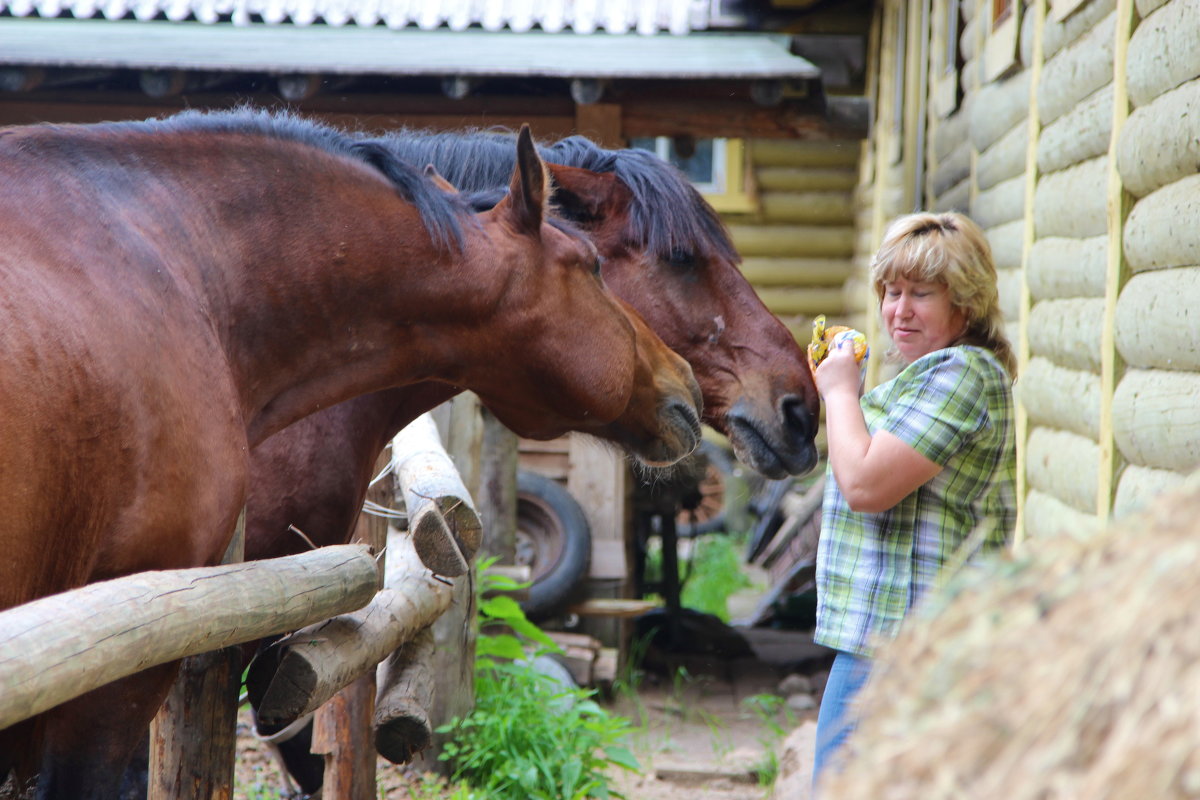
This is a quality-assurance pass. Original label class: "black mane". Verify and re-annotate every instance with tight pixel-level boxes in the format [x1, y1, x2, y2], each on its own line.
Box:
[101, 108, 471, 252]
[367, 128, 739, 264]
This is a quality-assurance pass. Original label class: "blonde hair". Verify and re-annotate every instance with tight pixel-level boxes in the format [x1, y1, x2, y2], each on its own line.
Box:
[870, 212, 1016, 378]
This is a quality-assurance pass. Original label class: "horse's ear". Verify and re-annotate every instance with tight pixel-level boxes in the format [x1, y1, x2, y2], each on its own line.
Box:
[506, 124, 547, 235]
[423, 164, 458, 194]
[546, 163, 616, 226]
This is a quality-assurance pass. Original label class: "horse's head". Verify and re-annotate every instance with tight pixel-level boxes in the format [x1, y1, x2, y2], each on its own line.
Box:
[469, 127, 702, 466]
[546, 159, 820, 479]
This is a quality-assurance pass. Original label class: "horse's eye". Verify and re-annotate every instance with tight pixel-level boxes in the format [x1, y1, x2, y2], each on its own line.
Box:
[667, 247, 695, 269]
[593, 255, 604, 276]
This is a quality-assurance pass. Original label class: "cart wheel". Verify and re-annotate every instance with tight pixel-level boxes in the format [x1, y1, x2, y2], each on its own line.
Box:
[675, 440, 736, 537]
[515, 470, 592, 620]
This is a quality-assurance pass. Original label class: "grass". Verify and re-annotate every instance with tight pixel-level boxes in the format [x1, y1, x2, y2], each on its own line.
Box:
[642, 532, 755, 622]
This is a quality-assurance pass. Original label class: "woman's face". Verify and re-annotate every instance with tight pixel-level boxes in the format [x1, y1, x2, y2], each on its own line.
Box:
[881, 277, 967, 363]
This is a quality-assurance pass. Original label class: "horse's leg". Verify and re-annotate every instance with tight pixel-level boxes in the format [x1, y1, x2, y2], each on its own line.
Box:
[33, 662, 179, 800]
[1, 720, 39, 798]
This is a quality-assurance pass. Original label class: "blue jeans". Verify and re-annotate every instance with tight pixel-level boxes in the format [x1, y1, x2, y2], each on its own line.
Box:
[812, 651, 872, 796]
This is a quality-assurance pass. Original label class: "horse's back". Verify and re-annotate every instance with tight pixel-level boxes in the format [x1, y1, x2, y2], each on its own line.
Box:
[0, 127, 248, 610]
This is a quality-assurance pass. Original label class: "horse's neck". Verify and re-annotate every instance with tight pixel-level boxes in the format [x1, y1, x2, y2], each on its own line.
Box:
[176, 151, 477, 445]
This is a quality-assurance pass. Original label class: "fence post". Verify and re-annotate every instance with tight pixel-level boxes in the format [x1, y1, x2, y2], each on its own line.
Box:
[312, 454, 392, 799]
[148, 510, 245, 800]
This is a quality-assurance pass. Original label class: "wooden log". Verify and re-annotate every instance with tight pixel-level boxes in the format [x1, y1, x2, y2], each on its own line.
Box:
[148, 648, 241, 800]
[749, 139, 860, 168]
[1026, 427, 1101, 515]
[312, 465, 391, 797]
[1034, 156, 1109, 238]
[311, 676, 376, 800]
[1037, 84, 1112, 175]
[1123, 173, 1200, 274]
[739, 256, 852, 286]
[1112, 368, 1200, 471]
[1027, 235, 1107, 301]
[1024, 488, 1103, 540]
[1037, 0, 1116, 62]
[1114, 267, 1200, 371]
[755, 166, 857, 193]
[986, 220, 1026, 272]
[930, 141, 971, 198]
[968, 71, 1029, 153]
[1028, 298, 1105, 372]
[1117, 78, 1200, 198]
[420, 394, 482, 776]
[0, 545, 377, 730]
[1126, 0, 1200, 108]
[1135, 0, 1170, 15]
[392, 412, 482, 577]
[1036, 10, 1116, 125]
[373, 627, 436, 764]
[1019, 357, 1103, 440]
[972, 174, 1026, 230]
[933, 176, 970, 214]
[932, 94, 972, 161]
[996, 267, 1022, 323]
[149, 511, 246, 800]
[727, 223, 856, 258]
[754, 286, 846, 317]
[759, 191, 855, 224]
[976, 121, 1028, 191]
[245, 532, 454, 730]
[1113, 463, 1188, 517]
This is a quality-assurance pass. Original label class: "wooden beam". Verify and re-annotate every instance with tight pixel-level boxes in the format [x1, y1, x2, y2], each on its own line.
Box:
[1014, 0, 1047, 546]
[1096, 0, 1136, 524]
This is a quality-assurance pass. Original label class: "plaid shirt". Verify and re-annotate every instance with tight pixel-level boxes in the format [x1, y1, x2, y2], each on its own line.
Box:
[814, 345, 1016, 657]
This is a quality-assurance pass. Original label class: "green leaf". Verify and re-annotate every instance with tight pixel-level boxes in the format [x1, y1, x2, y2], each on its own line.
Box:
[603, 745, 641, 772]
[479, 594, 523, 621]
[476, 633, 526, 660]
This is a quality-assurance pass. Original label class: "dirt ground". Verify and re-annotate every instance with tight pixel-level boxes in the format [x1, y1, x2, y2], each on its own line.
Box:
[233, 639, 823, 800]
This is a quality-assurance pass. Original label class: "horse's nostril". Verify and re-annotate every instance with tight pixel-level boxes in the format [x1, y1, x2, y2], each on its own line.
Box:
[780, 395, 813, 441]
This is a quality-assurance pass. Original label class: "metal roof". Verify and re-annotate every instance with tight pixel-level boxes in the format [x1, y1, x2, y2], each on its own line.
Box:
[0, 19, 821, 81]
[0, 0, 712, 33]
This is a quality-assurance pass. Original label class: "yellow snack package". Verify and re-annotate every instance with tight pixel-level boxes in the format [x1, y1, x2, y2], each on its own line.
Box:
[807, 314, 868, 374]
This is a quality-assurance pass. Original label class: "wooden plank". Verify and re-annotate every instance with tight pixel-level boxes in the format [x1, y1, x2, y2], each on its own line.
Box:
[1013, 0, 1046, 546]
[568, 598, 659, 618]
[1096, 0, 1136, 525]
[574, 102, 623, 148]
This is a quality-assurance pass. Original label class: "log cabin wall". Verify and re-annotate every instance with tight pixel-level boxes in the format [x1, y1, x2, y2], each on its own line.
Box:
[856, 0, 1200, 541]
[722, 139, 862, 343]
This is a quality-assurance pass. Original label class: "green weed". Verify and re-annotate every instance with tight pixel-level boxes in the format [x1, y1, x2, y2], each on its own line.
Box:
[435, 559, 641, 800]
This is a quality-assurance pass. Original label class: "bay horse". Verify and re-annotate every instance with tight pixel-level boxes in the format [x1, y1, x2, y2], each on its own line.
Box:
[0, 110, 701, 799]
[233, 130, 822, 793]
[247, 129, 820, 564]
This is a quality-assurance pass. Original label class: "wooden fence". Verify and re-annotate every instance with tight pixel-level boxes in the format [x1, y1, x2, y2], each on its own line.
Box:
[0, 412, 477, 799]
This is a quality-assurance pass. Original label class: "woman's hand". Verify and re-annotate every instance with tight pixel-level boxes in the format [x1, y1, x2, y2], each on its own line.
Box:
[814, 337, 863, 400]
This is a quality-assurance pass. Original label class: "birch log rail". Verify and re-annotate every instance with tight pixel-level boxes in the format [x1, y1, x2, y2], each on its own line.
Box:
[0, 544, 379, 730]
[247, 413, 480, 732]
[394, 412, 484, 577]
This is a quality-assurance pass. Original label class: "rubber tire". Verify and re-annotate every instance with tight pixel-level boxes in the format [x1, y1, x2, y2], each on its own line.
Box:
[515, 470, 592, 621]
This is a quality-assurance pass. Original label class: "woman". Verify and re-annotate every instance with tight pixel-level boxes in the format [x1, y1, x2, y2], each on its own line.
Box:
[810, 212, 1017, 789]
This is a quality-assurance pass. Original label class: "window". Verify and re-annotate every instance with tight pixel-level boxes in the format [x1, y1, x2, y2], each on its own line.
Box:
[984, 0, 1020, 81]
[932, 0, 962, 117]
[630, 136, 754, 213]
